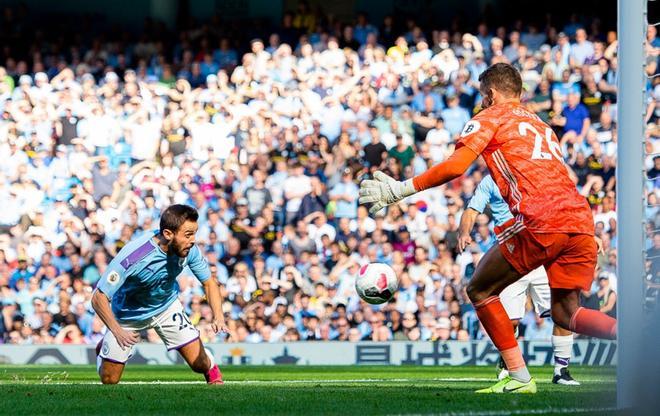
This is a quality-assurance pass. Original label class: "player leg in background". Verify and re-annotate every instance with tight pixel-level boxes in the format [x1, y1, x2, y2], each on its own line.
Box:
[527, 269, 580, 385]
[551, 325, 579, 385]
[466, 243, 537, 393]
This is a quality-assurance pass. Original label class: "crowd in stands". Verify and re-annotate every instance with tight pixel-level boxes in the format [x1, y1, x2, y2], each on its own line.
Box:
[1, 3, 657, 345]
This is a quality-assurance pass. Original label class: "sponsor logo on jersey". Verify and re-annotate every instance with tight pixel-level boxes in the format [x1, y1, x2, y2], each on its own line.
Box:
[460, 120, 481, 137]
[107, 271, 120, 285]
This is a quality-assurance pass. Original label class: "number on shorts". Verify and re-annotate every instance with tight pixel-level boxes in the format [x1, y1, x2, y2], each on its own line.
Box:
[518, 122, 563, 162]
[172, 312, 193, 331]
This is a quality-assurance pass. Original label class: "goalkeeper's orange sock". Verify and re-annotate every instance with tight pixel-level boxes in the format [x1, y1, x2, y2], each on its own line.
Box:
[569, 307, 617, 339]
[475, 296, 530, 382]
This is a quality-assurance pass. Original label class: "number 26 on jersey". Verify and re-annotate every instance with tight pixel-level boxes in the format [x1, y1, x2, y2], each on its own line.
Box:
[518, 122, 563, 162]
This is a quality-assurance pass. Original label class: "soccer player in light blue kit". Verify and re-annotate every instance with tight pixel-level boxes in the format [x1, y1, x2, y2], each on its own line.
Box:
[92, 204, 227, 384]
[458, 175, 579, 386]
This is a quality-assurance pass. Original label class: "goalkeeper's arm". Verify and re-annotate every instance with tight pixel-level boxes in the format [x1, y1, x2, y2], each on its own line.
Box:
[411, 146, 479, 191]
[359, 146, 478, 215]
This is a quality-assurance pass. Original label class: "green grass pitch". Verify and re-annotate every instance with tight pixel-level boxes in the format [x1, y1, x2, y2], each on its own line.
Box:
[0, 365, 618, 415]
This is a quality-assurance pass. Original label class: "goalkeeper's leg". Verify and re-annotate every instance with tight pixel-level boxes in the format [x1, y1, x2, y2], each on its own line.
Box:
[466, 244, 533, 387]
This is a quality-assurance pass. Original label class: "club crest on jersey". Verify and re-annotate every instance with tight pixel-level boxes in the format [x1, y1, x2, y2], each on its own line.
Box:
[460, 120, 480, 137]
[107, 271, 120, 285]
[505, 242, 515, 254]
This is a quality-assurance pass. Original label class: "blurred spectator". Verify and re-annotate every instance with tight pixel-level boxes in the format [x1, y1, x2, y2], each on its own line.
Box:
[329, 168, 359, 219]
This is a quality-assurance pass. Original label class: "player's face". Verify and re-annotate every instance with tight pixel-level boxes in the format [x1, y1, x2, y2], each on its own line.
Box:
[171, 220, 198, 257]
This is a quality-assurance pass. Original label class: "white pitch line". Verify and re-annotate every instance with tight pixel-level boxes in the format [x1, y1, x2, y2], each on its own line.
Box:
[219, 377, 611, 384]
[2, 378, 489, 385]
[4, 377, 613, 385]
[228, 377, 493, 384]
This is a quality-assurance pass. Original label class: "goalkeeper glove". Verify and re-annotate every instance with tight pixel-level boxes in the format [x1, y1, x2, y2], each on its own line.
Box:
[358, 171, 417, 215]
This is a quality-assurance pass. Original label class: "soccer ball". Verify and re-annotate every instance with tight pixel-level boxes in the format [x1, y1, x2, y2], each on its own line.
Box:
[356, 263, 398, 304]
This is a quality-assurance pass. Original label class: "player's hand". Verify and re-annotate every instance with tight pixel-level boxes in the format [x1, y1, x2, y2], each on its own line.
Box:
[211, 320, 229, 334]
[358, 171, 417, 215]
[113, 328, 140, 349]
[594, 236, 604, 255]
[457, 233, 472, 252]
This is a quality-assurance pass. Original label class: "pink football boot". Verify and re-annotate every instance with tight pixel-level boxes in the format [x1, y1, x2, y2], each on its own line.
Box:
[204, 364, 224, 385]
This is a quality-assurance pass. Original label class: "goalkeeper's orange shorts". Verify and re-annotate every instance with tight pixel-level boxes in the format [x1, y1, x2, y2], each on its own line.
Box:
[495, 219, 597, 291]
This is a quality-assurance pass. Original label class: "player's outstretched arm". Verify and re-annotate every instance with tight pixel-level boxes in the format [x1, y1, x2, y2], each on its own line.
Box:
[412, 146, 478, 191]
[457, 174, 492, 252]
[202, 279, 229, 334]
[91, 289, 139, 349]
[359, 146, 478, 215]
[458, 208, 480, 252]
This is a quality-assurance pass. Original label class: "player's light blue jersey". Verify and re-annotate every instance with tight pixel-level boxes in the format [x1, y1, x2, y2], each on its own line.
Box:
[97, 230, 210, 322]
[467, 175, 514, 227]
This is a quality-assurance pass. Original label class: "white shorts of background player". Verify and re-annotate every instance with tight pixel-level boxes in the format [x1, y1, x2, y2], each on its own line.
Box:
[99, 300, 199, 364]
[500, 266, 551, 321]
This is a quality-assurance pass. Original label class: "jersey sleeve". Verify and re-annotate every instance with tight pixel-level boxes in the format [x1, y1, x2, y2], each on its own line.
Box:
[467, 176, 493, 213]
[187, 245, 211, 283]
[488, 184, 511, 213]
[96, 256, 130, 300]
[455, 110, 499, 155]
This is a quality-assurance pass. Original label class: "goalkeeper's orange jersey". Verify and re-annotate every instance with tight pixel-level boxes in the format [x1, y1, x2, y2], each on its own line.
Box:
[456, 101, 594, 237]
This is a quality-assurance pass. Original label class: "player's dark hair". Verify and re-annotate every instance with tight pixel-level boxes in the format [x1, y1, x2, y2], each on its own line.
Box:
[478, 63, 522, 98]
[160, 204, 199, 233]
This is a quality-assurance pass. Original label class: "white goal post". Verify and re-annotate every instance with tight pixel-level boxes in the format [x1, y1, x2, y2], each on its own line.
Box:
[616, 0, 646, 410]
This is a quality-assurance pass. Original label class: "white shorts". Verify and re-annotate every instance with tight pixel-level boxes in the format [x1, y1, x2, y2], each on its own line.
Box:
[500, 266, 551, 320]
[99, 301, 199, 364]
